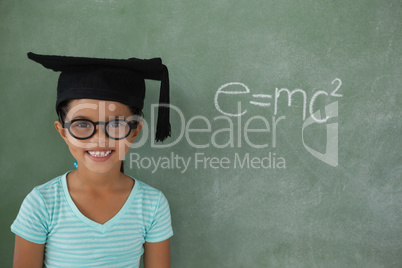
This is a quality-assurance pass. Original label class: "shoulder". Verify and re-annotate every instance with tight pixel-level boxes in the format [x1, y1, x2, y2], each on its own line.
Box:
[11, 173, 69, 243]
[25, 172, 68, 206]
[135, 179, 163, 197]
[33, 173, 65, 195]
[35, 174, 64, 191]
[132, 179, 170, 210]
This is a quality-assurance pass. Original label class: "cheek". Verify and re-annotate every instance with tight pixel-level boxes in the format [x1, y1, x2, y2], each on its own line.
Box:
[68, 140, 87, 151]
[67, 143, 83, 157]
[116, 140, 132, 161]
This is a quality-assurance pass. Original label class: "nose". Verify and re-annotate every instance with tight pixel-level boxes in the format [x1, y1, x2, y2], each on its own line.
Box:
[90, 124, 108, 147]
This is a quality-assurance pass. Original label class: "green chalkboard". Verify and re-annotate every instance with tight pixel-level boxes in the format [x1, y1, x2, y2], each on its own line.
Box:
[1, 0, 401, 267]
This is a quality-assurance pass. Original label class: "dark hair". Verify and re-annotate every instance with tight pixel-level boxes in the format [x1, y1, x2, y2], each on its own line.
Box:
[57, 100, 143, 173]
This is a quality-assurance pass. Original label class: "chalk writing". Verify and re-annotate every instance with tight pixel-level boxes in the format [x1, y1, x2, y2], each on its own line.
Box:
[250, 94, 272, 107]
[331, 78, 343, 97]
[214, 78, 343, 123]
[214, 82, 249, 116]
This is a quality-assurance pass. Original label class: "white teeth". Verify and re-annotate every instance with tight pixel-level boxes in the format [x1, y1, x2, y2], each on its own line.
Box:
[88, 150, 112, 157]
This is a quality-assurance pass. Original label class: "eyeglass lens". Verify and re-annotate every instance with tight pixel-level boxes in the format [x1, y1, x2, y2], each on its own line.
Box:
[69, 120, 131, 139]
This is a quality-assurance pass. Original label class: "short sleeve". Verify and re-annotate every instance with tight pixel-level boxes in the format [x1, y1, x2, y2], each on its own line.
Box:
[11, 189, 49, 244]
[145, 192, 173, 243]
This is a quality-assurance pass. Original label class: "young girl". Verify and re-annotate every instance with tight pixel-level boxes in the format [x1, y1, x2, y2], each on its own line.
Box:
[11, 52, 173, 268]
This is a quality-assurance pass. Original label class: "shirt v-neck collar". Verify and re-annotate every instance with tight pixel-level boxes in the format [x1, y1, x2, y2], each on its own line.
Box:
[61, 171, 138, 233]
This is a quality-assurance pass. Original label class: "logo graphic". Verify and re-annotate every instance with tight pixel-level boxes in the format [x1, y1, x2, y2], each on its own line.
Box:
[302, 101, 339, 167]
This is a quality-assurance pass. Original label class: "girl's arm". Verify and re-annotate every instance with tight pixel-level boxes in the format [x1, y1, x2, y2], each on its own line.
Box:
[143, 239, 171, 268]
[13, 235, 45, 268]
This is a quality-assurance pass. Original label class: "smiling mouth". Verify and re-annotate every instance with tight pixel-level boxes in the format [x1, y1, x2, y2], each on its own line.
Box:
[86, 150, 113, 158]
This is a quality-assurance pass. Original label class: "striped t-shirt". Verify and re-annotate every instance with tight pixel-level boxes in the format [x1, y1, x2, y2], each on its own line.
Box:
[11, 172, 173, 267]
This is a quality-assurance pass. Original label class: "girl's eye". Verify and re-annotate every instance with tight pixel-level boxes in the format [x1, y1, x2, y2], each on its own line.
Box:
[73, 121, 92, 128]
[109, 121, 124, 128]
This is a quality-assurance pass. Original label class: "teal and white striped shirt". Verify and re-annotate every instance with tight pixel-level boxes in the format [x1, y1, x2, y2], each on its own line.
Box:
[11, 172, 173, 267]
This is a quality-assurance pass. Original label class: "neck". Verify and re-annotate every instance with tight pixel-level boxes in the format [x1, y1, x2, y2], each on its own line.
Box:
[69, 163, 126, 192]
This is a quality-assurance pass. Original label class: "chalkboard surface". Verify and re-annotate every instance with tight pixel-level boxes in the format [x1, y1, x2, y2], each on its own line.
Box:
[1, 0, 401, 267]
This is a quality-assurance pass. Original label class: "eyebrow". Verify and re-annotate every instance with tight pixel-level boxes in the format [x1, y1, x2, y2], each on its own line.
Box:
[70, 115, 91, 120]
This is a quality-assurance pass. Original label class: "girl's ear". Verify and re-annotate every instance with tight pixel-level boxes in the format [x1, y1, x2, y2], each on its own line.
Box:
[54, 121, 68, 140]
[128, 121, 144, 143]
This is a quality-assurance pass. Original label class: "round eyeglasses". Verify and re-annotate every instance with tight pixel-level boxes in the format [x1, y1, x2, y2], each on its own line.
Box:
[62, 119, 138, 140]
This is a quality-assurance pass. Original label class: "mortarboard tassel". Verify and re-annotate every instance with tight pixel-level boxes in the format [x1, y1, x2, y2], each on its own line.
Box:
[155, 65, 171, 142]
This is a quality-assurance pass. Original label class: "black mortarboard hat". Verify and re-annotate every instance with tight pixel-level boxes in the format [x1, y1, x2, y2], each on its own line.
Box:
[27, 52, 170, 141]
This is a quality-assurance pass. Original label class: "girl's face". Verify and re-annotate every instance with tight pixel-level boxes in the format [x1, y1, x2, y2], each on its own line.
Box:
[54, 99, 142, 175]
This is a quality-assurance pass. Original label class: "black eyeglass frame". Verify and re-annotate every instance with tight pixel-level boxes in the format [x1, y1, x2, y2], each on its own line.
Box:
[62, 118, 139, 140]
